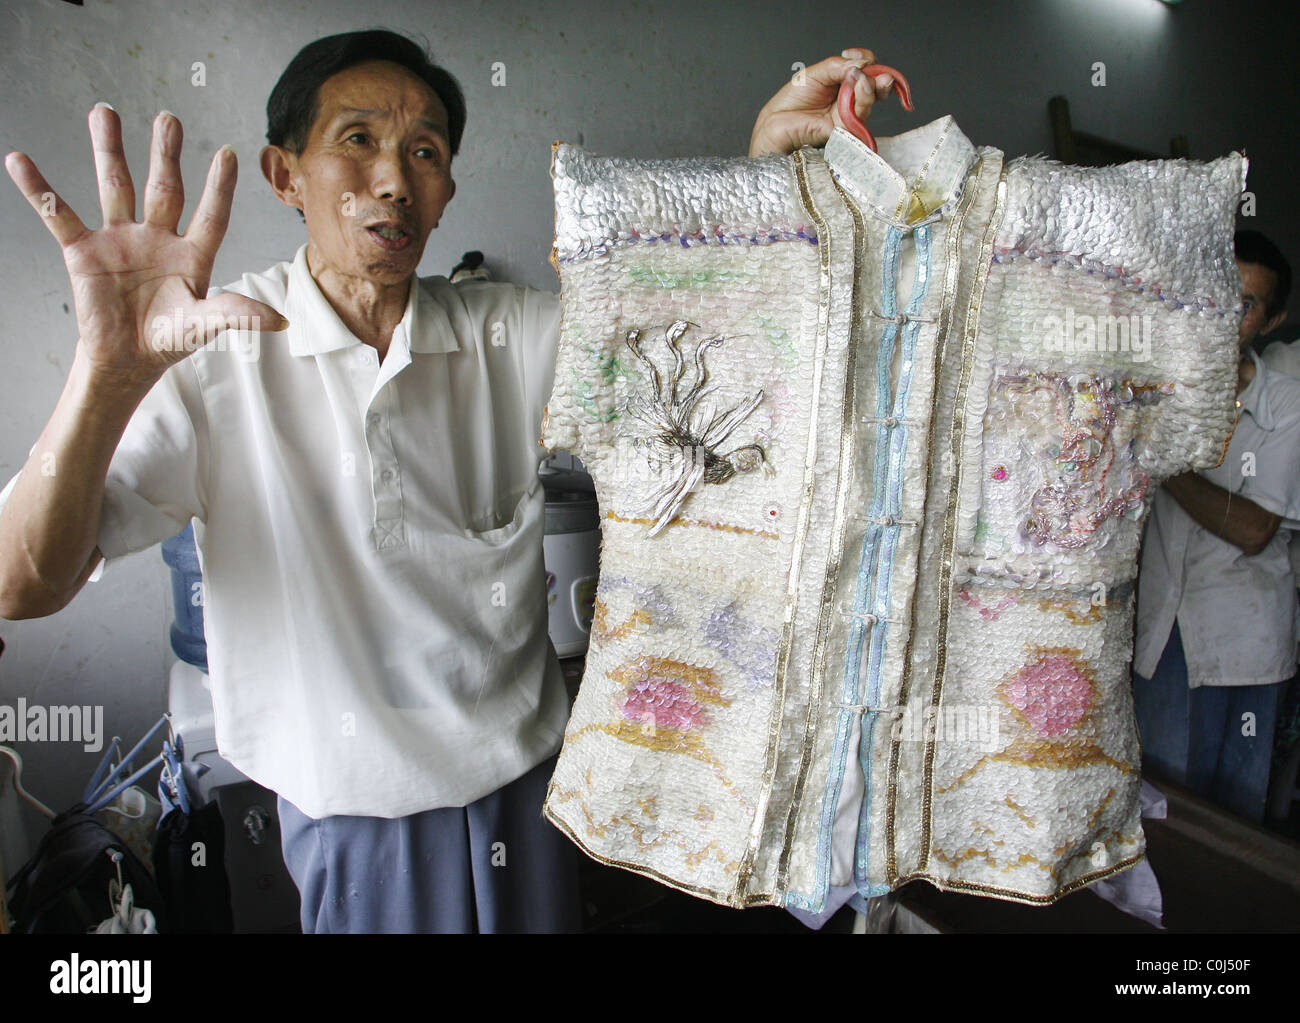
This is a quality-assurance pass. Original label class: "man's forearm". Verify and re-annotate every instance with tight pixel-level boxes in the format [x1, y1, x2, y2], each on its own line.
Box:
[1162, 471, 1281, 556]
[0, 345, 153, 618]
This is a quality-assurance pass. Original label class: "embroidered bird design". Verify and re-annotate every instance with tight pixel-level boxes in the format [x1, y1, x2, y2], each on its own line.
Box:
[623, 320, 769, 537]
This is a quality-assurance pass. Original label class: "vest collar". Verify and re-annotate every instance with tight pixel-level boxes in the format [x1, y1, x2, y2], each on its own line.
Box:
[823, 115, 979, 227]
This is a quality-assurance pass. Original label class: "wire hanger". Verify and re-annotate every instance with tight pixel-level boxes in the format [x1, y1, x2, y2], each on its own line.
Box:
[84, 715, 169, 808]
[85, 754, 168, 816]
[83, 735, 123, 805]
[0, 745, 56, 820]
[837, 64, 914, 153]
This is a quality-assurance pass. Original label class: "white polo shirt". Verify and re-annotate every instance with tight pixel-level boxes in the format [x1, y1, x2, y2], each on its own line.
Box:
[1134, 350, 1300, 687]
[6, 245, 570, 817]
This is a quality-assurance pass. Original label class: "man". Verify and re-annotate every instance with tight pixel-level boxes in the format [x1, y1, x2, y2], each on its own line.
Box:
[1132, 229, 1300, 824]
[0, 29, 896, 932]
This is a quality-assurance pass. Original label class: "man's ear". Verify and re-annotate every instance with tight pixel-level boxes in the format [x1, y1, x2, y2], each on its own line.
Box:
[260, 144, 303, 211]
[1263, 307, 1289, 337]
[432, 177, 455, 229]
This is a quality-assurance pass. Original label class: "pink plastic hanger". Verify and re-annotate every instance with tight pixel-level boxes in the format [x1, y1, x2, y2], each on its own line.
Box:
[837, 64, 914, 153]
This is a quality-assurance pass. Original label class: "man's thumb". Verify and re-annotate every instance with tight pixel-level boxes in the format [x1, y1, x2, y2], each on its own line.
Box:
[192, 293, 290, 341]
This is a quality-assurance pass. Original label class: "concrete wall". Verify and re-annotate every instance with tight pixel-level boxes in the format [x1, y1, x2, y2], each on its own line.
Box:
[1, 0, 1295, 849]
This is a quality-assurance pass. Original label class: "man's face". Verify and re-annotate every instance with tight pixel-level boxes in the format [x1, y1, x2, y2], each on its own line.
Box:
[270, 60, 456, 286]
[1237, 258, 1283, 350]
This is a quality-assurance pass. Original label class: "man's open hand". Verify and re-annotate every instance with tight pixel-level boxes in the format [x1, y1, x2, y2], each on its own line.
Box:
[5, 104, 287, 392]
[748, 48, 900, 157]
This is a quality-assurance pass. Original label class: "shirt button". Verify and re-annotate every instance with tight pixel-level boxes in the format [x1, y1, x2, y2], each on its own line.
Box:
[380, 469, 394, 483]
[367, 412, 381, 427]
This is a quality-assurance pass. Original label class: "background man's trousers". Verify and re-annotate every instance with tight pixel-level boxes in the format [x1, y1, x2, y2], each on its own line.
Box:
[1132, 622, 1284, 824]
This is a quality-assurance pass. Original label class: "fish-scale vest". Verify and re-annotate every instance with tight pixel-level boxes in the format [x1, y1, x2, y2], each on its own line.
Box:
[541, 116, 1246, 909]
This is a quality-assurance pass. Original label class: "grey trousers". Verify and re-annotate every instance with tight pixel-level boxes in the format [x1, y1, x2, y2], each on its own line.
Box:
[276, 753, 582, 933]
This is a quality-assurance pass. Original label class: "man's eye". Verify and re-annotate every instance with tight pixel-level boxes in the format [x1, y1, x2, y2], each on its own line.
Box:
[347, 132, 369, 145]
[415, 146, 441, 161]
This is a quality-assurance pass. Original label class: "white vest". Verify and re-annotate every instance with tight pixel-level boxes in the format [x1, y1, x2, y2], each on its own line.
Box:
[542, 117, 1246, 909]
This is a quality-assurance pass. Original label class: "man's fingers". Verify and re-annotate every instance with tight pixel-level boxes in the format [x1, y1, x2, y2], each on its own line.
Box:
[143, 111, 185, 231]
[185, 294, 289, 347]
[4, 151, 89, 247]
[210, 293, 289, 334]
[147, 294, 287, 361]
[89, 103, 136, 225]
[851, 68, 878, 125]
[825, 67, 876, 133]
[184, 145, 236, 260]
[798, 52, 877, 93]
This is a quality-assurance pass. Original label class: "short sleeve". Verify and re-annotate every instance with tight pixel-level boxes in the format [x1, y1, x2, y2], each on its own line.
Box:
[96, 359, 210, 561]
[1263, 339, 1300, 381]
[522, 285, 562, 451]
[1237, 425, 1300, 529]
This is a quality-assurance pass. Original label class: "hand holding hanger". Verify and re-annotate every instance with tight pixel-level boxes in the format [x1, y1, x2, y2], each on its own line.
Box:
[836, 64, 913, 153]
[748, 49, 913, 158]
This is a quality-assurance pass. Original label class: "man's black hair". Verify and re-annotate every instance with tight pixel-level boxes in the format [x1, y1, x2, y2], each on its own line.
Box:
[266, 29, 466, 157]
[1235, 229, 1292, 319]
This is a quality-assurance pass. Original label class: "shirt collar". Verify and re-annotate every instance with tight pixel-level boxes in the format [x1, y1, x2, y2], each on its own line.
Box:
[284, 244, 461, 358]
[1238, 349, 1277, 430]
[823, 115, 979, 226]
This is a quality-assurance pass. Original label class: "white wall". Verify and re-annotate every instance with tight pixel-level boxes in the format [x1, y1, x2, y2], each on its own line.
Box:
[1, 0, 1295, 834]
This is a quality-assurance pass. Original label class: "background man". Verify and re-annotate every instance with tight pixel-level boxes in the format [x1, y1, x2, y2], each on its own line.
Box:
[1133, 229, 1299, 824]
[1252, 232, 1300, 819]
[0, 29, 897, 932]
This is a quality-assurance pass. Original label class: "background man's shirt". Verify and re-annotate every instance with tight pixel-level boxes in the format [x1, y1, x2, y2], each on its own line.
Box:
[1261, 337, 1300, 581]
[1135, 351, 1300, 686]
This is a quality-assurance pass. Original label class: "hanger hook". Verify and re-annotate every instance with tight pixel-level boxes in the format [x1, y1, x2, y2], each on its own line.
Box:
[837, 64, 914, 153]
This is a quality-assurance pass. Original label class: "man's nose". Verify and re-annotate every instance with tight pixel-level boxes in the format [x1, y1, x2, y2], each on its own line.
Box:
[368, 150, 413, 205]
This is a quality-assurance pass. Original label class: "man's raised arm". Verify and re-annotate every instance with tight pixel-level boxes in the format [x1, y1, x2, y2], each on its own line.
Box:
[0, 104, 285, 619]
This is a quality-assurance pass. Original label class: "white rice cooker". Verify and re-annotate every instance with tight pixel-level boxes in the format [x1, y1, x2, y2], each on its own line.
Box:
[542, 468, 600, 657]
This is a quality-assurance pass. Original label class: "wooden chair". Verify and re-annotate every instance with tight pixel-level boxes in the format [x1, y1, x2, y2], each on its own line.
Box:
[1049, 95, 1190, 166]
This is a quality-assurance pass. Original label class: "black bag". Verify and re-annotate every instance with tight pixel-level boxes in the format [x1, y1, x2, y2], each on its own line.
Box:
[152, 801, 233, 933]
[5, 803, 167, 934]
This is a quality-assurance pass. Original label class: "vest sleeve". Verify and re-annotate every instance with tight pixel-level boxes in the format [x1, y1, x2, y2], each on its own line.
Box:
[993, 153, 1248, 481]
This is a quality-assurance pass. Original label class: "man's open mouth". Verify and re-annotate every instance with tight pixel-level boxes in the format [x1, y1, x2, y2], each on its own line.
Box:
[366, 223, 412, 250]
